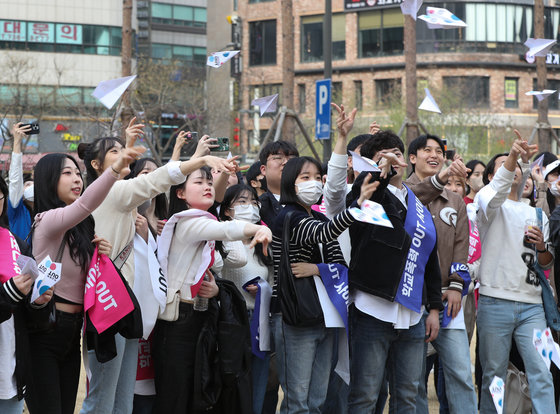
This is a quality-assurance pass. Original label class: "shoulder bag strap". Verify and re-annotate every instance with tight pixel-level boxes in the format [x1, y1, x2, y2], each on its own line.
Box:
[54, 234, 67, 263]
[113, 238, 135, 270]
[282, 211, 293, 258]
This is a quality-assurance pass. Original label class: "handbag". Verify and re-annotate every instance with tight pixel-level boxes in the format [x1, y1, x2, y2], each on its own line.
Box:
[533, 208, 560, 330]
[504, 362, 532, 414]
[277, 211, 324, 327]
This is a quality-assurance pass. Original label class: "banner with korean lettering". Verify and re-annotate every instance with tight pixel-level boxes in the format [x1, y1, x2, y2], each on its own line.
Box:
[0, 20, 26, 42]
[56, 23, 82, 44]
[27, 22, 54, 43]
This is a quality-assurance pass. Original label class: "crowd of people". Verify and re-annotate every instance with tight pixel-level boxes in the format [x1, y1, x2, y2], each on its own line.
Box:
[1, 104, 560, 414]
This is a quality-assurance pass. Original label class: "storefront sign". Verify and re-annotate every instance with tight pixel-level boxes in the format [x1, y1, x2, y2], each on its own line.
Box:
[344, 0, 402, 11]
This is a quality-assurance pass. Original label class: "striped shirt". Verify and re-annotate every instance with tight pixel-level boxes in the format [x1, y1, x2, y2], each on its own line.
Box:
[270, 203, 354, 311]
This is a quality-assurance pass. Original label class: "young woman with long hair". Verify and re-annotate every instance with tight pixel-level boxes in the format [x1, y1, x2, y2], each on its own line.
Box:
[153, 167, 272, 413]
[25, 147, 139, 414]
[78, 119, 237, 414]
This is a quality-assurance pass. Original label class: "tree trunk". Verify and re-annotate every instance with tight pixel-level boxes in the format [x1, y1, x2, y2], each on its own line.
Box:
[535, 0, 551, 152]
[281, 0, 296, 143]
[121, 0, 134, 135]
[404, 15, 418, 148]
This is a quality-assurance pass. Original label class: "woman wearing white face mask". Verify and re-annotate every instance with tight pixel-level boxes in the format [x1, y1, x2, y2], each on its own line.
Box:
[269, 156, 379, 414]
[464, 160, 486, 204]
[219, 184, 273, 414]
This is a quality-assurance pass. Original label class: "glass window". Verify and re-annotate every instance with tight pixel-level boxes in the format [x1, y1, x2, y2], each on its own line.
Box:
[504, 78, 518, 109]
[332, 14, 346, 60]
[152, 3, 172, 23]
[532, 79, 560, 110]
[57, 86, 82, 106]
[194, 47, 207, 63]
[354, 80, 363, 110]
[173, 45, 193, 60]
[443, 76, 489, 108]
[250, 84, 282, 106]
[194, 8, 207, 24]
[174, 6, 193, 23]
[358, 9, 402, 58]
[298, 83, 306, 113]
[300, 14, 345, 63]
[375, 78, 401, 107]
[152, 43, 172, 59]
[250, 20, 276, 66]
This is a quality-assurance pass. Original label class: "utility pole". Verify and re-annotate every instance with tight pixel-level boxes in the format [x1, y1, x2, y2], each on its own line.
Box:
[322, 0, 332, 162]
[535, 0, 551, 152]
[281, 0, 296, 143]
[404, 14, 418, 148]
[121, 0, 134, 131]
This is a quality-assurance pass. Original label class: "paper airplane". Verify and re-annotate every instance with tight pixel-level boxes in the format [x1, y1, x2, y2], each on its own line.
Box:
[534, 329, 551, 369]
[349, 200, 393, 228]
[530, 154, 545, 170]
[206, 50, 240, 68]
[489, 376, 504, 414]
[400, 0, 423, 20]
[419, 88, 441, 113]
[525, 38, 557, 63]
[91, 75, 137, 110]
[349, 151, 380, 173]
[525, 89, 557, 102]
[251, 94, 279, 116]
[419, 7, 467, 29]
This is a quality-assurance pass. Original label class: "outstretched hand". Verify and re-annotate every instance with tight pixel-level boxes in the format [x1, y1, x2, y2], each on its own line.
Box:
[332, 103, 357, 138]
[125, 117, 145, 148]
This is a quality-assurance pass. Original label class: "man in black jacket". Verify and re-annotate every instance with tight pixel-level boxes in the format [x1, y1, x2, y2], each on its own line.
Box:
[347, 131, 444, 414]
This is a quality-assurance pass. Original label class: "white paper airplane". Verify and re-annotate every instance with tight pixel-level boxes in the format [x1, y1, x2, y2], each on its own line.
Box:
[349, 200, 393, 228]
[489, 376, 504, 414]
[525, 89, 557, 102]
[419, 88, 441, 113]
[534, 329, 551, 369]
[419, 7, 467, 29]
[400, 0, 423, 20]
[206, 50, 240, 68]
[251, 93, 279, 116]
[349, 151, 380, 173]
[91, 75, 136, 110]
[525, 38, 557, 63]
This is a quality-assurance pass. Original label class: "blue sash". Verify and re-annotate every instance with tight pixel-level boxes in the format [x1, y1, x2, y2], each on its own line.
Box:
[317, 263, 349, 332]
[243, 277, 272, 359]
[442, 262, 471, 328]
[395, 185, 437, 313]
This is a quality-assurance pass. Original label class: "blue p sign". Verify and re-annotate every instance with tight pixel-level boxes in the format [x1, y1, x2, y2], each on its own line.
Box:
[315, 79, 331, 140]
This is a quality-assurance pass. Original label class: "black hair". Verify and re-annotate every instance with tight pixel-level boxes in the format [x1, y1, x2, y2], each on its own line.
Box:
[0, 175, 8, 228]
[347, 134, 373, 154]
[524, 173, 537, 207]
[258, 141, 299, 165]
[23, 173, 33, 183]
[34, 153, 95, 274]
[407, 134, 445, 172]
[534, 151, 558, 167]
[280, 156, 323, 205]
[245, 161, 267, 192]
[360, 130, 404, 160]
[465, 159, 486, 179]
[168, 166, 225, 257]
[219, 184, 272, 266]
[78, 137, 125, 186]
[125, 157, 168, 221]
[483, 153, 509, 185]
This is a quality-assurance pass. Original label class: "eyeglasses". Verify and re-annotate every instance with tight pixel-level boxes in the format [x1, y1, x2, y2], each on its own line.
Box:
[231, 200, 261, 209]
[267, 154, 296, 164]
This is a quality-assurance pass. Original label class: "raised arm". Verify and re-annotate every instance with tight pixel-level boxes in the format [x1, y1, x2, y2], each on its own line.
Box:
[8, 123, 30, 206]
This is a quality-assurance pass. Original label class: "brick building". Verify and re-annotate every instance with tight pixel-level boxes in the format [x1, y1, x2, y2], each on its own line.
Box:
[236, 0, 560, 159]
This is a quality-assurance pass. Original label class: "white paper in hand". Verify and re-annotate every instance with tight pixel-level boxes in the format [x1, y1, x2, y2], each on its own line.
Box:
[16, 255, 39, 281]
[30, 255, 62, 302]
[525, 38, 557, 63]
[206, 50, 240, 68]
[489, 376, 504, 414]
[525, 89, 556, 102]
[400, 0, 423, 20]
[92, 75, 137, 109]
[530, 154, 545, 170]
[533, 329, 551, 369]
[543, 328, 560, 369]
[349, 151, 380, 173]
[419, 7, 467, 29]
[349, 200, 393, 228]
[419, 88, 441, 113]
[251, 93, 279, 116]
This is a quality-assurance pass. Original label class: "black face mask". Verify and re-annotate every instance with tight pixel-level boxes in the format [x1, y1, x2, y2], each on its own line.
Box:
[258, 177, 268, 191]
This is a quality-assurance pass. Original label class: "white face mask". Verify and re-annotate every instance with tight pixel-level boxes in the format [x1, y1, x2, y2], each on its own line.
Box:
[23, 186, 34, 202]
[550, 179, 560, 197]
[233, 204, 261, 223]
[296, 181, 323, 206]
[469, 175, 484, 193]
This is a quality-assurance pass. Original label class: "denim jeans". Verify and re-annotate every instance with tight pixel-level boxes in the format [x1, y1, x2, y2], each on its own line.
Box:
[0, 396, 24, 414]
[415, 312, 477, 414]
[477, 295, 554, 414]
[25, 310, 82, 414]
[80, 334, 139, 414]
[348, 305, 425, 414]
[271, 313, 286, 414]
[278, 318, 335, 414]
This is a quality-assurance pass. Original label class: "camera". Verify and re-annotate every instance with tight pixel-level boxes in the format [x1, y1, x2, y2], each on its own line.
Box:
[21, 123, 40, 135]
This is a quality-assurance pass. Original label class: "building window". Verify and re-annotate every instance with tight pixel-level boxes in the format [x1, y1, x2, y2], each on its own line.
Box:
[151, 43, 206, 65]
[532, 79, 560, 110]
[301, 14, 346, 63]
[151, 3, 207, 28]
[249, 20, 276, 66]
[332, 82, 343, 105]
[298, 84, 306, 113]
[443, 76, 490, 108]
[375, 78, 401, 107]
[504, 78, 518, 109]
[358, 9, 403, 58]
[354, 80, 363, 110]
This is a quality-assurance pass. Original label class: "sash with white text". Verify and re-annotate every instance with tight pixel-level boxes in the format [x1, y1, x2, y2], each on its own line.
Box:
[394, 185, 437, 313]
[317, 263, 349, 331]
[243, 277, 272, 359]
[442, 262, 471, 328]
[0, 227, 21, 283]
